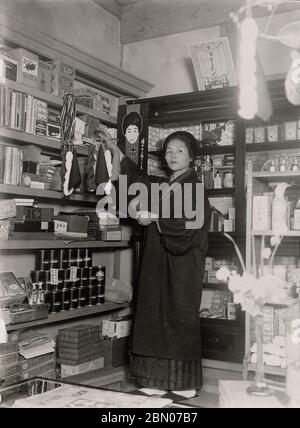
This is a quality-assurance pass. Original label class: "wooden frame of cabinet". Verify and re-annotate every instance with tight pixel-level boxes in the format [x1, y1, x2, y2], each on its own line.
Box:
[0, 15, 152, 339]
[243, 79, 300, 390]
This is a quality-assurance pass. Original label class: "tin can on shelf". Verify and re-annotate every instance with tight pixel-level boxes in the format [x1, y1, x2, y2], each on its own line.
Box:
[35, 249, 50, 270]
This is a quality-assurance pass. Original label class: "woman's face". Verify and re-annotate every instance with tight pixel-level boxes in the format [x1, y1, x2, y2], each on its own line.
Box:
[125, 125, 139, 145]
[165, 139, 192, 173]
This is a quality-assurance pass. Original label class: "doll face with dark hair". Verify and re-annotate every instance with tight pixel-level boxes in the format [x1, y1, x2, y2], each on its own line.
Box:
[125, 124, 140, 145]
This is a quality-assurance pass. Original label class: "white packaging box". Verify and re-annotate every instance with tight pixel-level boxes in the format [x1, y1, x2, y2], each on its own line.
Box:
[224, 219, 234, 232]
[102, 317, 132, 339]
[60, 356, 104, 378]
[252, 195, 272, 231]
[10, 48, 39, 88]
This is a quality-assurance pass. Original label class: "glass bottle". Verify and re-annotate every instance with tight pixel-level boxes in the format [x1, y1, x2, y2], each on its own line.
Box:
[270, 159, 276, 172]
[292, 157, 299, 172]
[223, 171, 234, 188]
[279, 157, 286, 172]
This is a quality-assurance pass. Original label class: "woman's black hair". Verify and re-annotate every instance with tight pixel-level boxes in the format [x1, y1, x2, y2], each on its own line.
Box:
[161, 131, 198, 165]
[122, 111, 142, 135]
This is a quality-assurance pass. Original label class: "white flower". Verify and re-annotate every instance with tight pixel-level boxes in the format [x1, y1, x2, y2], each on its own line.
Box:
[261, 247, 271, 259]
[270, 235, 281, 247]
[216, 267, 231, 282]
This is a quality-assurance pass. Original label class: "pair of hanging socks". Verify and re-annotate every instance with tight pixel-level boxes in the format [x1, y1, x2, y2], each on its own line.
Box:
[138, 388, 167, 396]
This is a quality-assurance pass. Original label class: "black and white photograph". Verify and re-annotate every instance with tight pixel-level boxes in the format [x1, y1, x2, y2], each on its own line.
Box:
[1, 0, 300, 411]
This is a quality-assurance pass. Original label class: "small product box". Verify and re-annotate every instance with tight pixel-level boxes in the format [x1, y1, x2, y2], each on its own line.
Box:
[0, 199, 16, 220]
[49, 60, 75, 96]
[267, 124, 279, 142]
[0, 53, 18, 83]
[293, 208, 300, 230]
[9, 48, 39, 88]
[263, 306, 279, 343]
[254, 127, 265, 143]
[101, 227, 122, 241]
[245, 127, 254, 144]
[37, 60, 52, 93]
[252, 195, 272, 231]
[284, 121, 297, 141]
[101, 315, 132, 339]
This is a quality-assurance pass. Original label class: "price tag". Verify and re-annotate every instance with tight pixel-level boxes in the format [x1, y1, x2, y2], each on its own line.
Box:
[50, 268, 58, 285]
[70, 266, 78, 281]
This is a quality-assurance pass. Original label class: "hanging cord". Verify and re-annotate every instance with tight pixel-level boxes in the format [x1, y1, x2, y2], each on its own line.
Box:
[60, 93, 76, 148]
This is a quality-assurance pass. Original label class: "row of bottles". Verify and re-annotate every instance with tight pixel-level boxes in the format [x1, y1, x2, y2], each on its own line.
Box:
[195, 155, 234, 189]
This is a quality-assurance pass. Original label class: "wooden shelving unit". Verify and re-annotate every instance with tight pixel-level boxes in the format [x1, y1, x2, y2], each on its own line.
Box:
[246, 140, 300, 153]
[1, 81, 118, 126]
[0, 184, 98, 204]
[0, 240, 130, 250]
[6, 302, 130, 331]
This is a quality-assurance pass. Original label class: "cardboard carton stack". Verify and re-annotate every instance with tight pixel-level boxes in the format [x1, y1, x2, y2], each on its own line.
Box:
[0, 331, 20, 388]
[18, 331, 56, 380]
[57, 325, 104, 378]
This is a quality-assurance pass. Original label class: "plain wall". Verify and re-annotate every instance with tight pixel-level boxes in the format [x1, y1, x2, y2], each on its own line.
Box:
[0, 0, 122, 67]
[122, 10, 300, 97]
[122, 26, 220, 97]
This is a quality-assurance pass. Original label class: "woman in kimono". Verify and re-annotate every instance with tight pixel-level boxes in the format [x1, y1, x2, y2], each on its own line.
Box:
[103, 130, 211, 399]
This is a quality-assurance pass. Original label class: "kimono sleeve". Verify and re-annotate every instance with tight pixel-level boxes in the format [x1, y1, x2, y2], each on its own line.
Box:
[158, 189, 211, 256]
[120, 157, 164, 190]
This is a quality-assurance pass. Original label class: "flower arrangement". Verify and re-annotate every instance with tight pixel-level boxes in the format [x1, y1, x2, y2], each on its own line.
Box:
[216, 233, 286, 316]
[216, 232, 287, 396]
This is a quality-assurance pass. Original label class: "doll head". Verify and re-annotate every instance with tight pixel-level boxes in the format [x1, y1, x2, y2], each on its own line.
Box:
[122, 111, 142, 145]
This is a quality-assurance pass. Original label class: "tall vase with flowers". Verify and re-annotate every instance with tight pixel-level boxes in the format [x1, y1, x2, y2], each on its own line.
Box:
[216, 232, 287, 396]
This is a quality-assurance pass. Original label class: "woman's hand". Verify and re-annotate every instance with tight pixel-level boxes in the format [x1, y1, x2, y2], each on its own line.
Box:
[136, 211, 158, 226]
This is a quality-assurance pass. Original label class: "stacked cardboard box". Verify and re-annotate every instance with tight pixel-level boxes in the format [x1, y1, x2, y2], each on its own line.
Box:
[0, 332, 20, 388]
[57, 325, 104, 375]
[19, 352, 56, 380]
[49, 60, 75, 97]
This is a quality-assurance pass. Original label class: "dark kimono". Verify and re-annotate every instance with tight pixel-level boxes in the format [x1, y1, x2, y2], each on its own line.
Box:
[120, 157, 211, 391]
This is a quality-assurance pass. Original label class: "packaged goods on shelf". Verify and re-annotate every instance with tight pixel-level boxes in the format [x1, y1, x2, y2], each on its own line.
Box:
[73, 81, 119, 118]
[60, 356, 104, 378]
[0, 52, 18, 83]
[48, 60, 75, 97]
[0, 199, 16, 220]
[101, 315, 132, 339]
[9, 48, 39, 88]
[37, 60, 51, 93]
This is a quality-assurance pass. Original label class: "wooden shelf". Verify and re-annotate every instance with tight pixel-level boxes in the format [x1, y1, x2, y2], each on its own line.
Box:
[0, 127, 89, 156]
[251, 230, 300, 237]
[247, 363, 286, 377]
[200, 317, 239, 325]
[0, 239, 130, 250]
[207, 188, 235, 196]
[6, 302, 130, 331]
[0, 184, 97, 204]
[246, 140, 300, 153]
[204, 282, 228, 290]
[3, 81, 117, 126]
[252, 170, 300, 183]
[148, 145, 235, 158]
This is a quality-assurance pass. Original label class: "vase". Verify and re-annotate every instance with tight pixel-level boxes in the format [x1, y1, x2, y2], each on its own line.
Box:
[247, 314, 272, 396]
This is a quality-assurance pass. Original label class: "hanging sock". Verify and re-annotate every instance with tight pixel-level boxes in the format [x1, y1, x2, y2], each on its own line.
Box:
[95, 143, 113, 195]
[86, 144, 97, 192]
[95, 144, 109, 185]
[68, 148, 81, 192]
